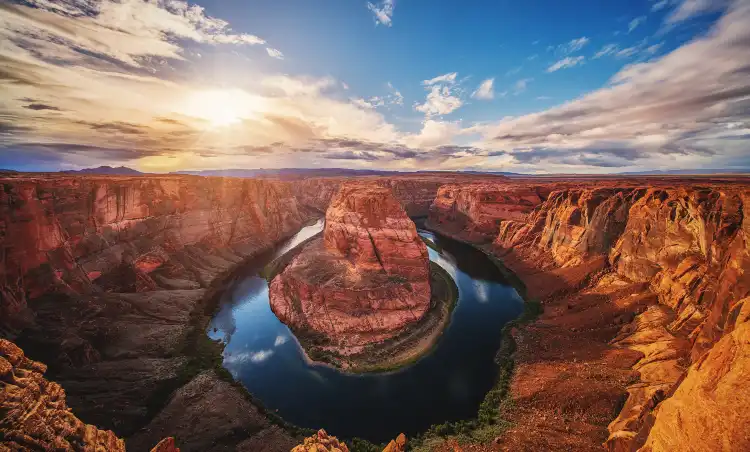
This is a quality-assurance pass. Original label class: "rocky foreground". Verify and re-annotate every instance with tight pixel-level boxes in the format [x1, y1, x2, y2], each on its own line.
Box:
[270, 184, 433, 358]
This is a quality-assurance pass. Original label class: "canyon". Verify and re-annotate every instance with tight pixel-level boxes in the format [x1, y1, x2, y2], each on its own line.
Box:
[1, 172, 749, 451]
[269, 184, 435, 363]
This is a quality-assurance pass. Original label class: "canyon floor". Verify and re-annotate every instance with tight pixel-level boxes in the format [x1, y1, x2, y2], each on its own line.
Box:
[1, 173, 749, 451]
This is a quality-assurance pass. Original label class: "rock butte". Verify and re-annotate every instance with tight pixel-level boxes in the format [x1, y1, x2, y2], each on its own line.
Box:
[270, 184, 431, 354]
[1, 172, 749, 451]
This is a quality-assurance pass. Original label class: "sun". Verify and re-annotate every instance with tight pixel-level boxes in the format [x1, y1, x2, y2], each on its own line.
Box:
[182, 89, 262, 128]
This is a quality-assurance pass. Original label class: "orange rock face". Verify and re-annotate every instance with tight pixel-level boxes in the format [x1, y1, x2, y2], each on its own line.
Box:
[270, 184, 431, 352]
[0, 175, 311, 323]
[0, 338, 125, 451]
[640, 309, 750, 452]
[428, 180, 750, 451]
[428, 183, 549, 243]
[290, 174, 509, 217]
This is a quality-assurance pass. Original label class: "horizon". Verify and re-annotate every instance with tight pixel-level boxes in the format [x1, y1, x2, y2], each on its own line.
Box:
[2, 0, 750, 174]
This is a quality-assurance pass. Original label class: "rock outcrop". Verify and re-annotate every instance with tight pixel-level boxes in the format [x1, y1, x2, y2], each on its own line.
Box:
[0, 174, 315, 450]
[0, 338, 124, 451]
[291, 430, 407, 452]
[290, 174, 509, 218]
[0, 175, 310, 325]
[427, 180, 750, 452]
[427, 183, 550, 243]
[270, 184, 431, 354]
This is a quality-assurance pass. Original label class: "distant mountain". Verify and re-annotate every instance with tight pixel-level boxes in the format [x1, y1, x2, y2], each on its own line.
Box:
[461, 170, 526, 177]
[63, 166, 143, 175]
[172, 168, 399, 179]
[619, 168, 750, 175]
[172, 168, 518, 179]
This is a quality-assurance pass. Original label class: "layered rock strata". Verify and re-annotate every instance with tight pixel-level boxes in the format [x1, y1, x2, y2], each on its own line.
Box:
[0, 174, 313, 450]
[270, 184, 431, 354]
[1, 175, 310, 324]
[427, 183, 551, 242]
[427, 181, 750, 451]
[0, 338, 122, 451]
[290, 173, 509, 217]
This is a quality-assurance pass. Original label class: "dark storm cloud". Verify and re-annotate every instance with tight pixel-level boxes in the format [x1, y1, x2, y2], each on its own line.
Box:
[23, 103, 61, 111]
[7, 142, 165, 160]
[78, 121, 151, 135]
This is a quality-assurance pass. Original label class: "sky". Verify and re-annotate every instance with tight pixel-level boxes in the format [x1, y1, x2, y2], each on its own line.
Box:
[1, 0, 749, 173]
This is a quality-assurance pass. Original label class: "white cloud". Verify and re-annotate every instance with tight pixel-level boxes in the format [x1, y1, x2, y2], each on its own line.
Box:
[367, 0, 395, 27]
[652, 0, 670, 12]
[616, 46, 639, 58]
[594, 44, 619, 59]
[667, 0, 730, 23]
[476, 0, 750, 171]
[547, 56, 585, 72]
[645, 43, 664, 54]
[555, 37, 590, 55]
[423, 72, 458, 86]
[472, 78, 495, 100]
[416, 85, 463, 116]
[274, 335, 289, 346]
[266, 48, 284, 59]
[0, 0, 268, 69]
[629, 16, 647, 33]
[352, 82, 403, 110]
[416, 72, 463, 116]
[405, 120, 461, 148]
[387, 82, 404, 105]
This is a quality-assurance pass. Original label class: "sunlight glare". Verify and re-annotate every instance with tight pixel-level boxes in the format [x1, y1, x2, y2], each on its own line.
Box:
[182, 89, 262, 128]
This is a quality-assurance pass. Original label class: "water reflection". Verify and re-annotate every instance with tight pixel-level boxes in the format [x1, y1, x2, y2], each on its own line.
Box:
[208, 222, 523, 442]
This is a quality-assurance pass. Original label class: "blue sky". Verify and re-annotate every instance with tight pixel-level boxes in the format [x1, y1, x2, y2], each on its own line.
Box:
[0, 0, 748, 173]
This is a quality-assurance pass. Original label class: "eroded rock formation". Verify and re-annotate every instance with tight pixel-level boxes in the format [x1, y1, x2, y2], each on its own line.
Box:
[0, 338, 124, 451]
[270, 184, 431, 354]
[290, 173, 509, 217]
[0, 174, 314, 450]
[427, 181, 750, 451]
[427, 183, 550, 243]
[1, 175, 310, 324]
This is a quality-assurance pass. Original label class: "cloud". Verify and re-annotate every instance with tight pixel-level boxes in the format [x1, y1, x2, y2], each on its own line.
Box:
[615, 46, 639, 58]
[472, 78, 495, 100]
[593, 44, 619, 59]
[266, 48, 284, 60]
[652, 0, 670, 12]
[514, 78, 533, 94]
[351, 82, 403, 110]
[628, 16, 647, 33]
[547, 56, 585, 72]
[0, 0, 267, 70]
[415, 72, 463, 117]
[552, 37, 590, 56]
[274, 335, 289, 346]
[476, 0, 750, 170]
[23, 103, 61, 111]
[667, 0, 731, 24]
[593, 41, 661, 60]
[423, 72, 458, 85]
[367, 0, 395, 27]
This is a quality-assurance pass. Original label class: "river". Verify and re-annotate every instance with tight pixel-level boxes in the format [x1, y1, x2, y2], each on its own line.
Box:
[207, 219, 523, 442]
